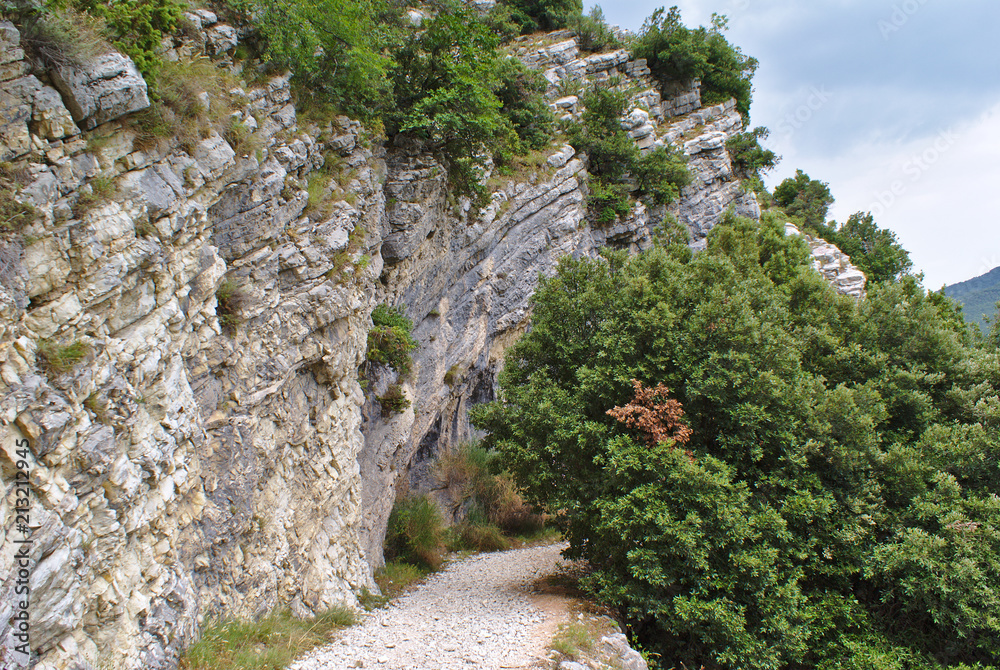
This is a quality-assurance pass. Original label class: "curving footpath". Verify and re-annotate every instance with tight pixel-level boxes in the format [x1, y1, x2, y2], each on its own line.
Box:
[291, 543, 570, 670]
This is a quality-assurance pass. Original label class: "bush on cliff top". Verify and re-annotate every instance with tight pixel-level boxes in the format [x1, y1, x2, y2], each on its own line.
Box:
[472, 214, 1000, 669]
[633, 7, 757, 121]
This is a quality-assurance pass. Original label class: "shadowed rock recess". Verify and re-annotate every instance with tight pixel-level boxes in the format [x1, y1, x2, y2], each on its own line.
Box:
[0, 17, 864, 670]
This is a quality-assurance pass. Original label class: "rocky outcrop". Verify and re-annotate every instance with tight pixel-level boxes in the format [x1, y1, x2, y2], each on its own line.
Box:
[51, 53, 150, 131]
[0, 22, 379, 670]
[785, 222, 867, 298]
[0, 18, 866, 670]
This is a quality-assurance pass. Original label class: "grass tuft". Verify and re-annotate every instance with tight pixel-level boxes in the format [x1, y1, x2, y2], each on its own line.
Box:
[73, 174, 117, 218]
[384, 494, 446, 571]
[37, 339, 89, 374]
[180, 606, 355, 670]
[84, 392, 109, 424]
[371, 560, 428, 603]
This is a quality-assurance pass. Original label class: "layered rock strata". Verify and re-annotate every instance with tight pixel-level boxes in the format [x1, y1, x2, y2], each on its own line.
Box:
[1, 22, 379, 669]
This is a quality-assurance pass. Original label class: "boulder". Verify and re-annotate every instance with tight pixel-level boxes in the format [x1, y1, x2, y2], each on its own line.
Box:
[51, 52, 150, 130]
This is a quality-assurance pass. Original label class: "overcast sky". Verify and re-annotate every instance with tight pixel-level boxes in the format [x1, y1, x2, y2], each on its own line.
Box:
[583, 0, 1000, 288]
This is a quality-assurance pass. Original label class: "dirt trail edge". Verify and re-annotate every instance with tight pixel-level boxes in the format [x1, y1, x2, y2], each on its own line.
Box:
[290, 543, 573, 670]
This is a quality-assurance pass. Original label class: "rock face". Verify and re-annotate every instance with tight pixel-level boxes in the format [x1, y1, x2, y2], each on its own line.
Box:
[51, 53, 150, 130]
[785, 222, 867, 298]
[1, 23, 379, 670]
[0, 21, 866, 670]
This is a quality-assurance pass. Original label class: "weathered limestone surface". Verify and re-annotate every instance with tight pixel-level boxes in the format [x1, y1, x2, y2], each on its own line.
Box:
[51, 53, 150, 131]
[0, 23, 380, 670]
[785, 222, 867, 298]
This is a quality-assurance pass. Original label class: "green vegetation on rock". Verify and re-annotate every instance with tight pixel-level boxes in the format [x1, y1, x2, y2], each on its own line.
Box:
[366, 303, 418, 378]
[568, 87, 690, 225]
[472, 214, 1000, 670]
[633, 7, 757, 120]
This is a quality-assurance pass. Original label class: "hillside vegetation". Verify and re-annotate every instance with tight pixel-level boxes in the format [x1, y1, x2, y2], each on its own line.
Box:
[945, 266, 1000, 335]
[473, 214, 1000, 670]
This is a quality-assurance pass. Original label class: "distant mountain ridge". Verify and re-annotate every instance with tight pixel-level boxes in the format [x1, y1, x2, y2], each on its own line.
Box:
[944, 266, 1000, 332]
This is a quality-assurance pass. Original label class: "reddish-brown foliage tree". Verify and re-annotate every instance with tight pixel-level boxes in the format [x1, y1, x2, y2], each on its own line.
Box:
[607, 379, 693, 446]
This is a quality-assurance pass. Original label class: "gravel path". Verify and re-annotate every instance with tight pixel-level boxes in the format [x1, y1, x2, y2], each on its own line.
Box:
[290, 543, 571, 670]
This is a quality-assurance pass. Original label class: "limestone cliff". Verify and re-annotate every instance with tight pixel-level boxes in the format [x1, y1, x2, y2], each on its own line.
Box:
[0, 16, 862, 670]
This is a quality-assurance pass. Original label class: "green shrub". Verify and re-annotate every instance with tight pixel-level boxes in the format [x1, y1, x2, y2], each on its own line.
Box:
[726, 126, 778, 193]
[472, 215, 1000, 669]
[569, 88, 636, 181]
[70, 0, 183, 82]
[216, 279, 248, 335]
[826, 211, 914, 283]
[384, 494, 446, 570]
[633, 8, 757, 121]
[772, 168, 834, 229]
[586, 179, 631, 226]
[569, 87, 691, 225]
[367, 304, 418, 377]
[494, 59, 555, 156]
[225, 0, 394, 122]
[376, 383, 410, 416]
[387, 2, 526, 206]
[497, 0, 581, 34]
[633, 144, 691, 205]
[567, 6, 620, 53]
[37, 339, 89, 374]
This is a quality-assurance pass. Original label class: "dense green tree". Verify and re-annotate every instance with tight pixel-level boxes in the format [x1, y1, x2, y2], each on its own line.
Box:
[472, 214, 1000, 669]
[497, 0, 581, 34]
[772, 169, 834, 228]
[388, 1, 555, 203]
[633, 7, 758, 120]
[829, 212, 913, 283]
[228, 0, 397, 119]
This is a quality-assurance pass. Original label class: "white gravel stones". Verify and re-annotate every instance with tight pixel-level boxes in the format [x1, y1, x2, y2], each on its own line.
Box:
[292, 543, 569, 670]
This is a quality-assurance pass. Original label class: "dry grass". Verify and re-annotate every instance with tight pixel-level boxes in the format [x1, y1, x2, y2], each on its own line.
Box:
[72, 174, 117, 218]
[129, 57, 246, 154]
[18, 6, 111, 69]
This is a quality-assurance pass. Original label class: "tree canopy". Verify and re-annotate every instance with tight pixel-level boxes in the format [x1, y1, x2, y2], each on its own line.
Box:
[633, 7, 758, 121]
[472, 215, 1000, 670]
[772, 169, 834, 229]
